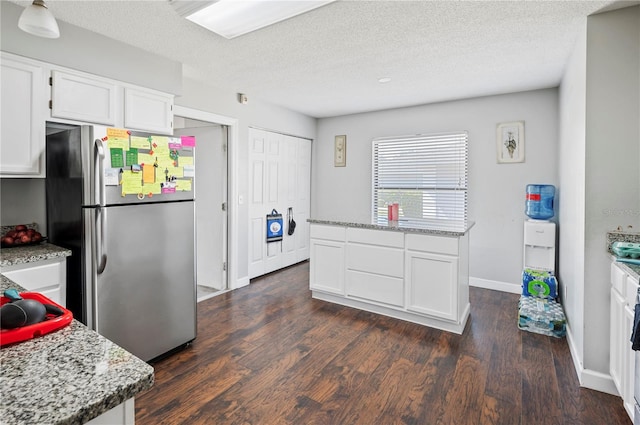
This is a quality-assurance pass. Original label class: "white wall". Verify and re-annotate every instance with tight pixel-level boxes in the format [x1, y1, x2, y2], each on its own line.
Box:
[313, 89, 559, 290]
[0, 179, 46, 233]
[558, 22, 587, 377]
[559, 5, 639, 392]
[584, 6, 640, 376]
[176, 78, 316, 284]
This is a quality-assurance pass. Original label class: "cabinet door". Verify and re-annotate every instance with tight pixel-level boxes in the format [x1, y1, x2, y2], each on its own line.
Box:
[124, 87, 173, 134]
[623, 304, 636, 418]
[310, 239, 344, 295]
[0, 258, 66, 306]
[610, 286, 625, 395]
[406, 251, 458, 321]
[0, 54, 46, 176]
[51, 70, 117, 125]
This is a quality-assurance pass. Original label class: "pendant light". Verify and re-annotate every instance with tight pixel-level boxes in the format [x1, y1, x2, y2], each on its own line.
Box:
[18, 0, 60, 39]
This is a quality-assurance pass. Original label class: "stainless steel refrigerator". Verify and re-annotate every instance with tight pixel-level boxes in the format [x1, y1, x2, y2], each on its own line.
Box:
[46, 123, 196, 362]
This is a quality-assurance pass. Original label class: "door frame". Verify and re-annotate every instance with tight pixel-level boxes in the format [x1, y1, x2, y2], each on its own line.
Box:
[173, 105, 242, 290]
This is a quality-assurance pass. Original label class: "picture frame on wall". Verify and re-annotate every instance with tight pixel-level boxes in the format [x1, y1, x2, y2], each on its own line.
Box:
[334, 135, 347, 167]
[496, 121, 525, 163]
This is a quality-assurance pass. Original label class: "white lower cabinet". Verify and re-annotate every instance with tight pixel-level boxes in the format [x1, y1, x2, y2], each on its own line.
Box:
[406, 251, 458, 321]
[309, 223, 470, 334]
[609, 261, 638, 423]
[309, 225, 345, 296]
[1, 258, 67, 306]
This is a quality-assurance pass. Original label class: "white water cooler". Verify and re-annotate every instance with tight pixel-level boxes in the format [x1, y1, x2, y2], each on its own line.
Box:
[523, 220, 556, 273]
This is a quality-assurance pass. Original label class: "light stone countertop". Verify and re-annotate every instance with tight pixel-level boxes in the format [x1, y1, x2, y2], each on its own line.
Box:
[308, 218, 475, 237]
[0, 243, 72, 268]
[0, 275, 154, 425]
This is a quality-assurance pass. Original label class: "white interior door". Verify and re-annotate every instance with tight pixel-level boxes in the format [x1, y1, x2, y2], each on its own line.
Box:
[175, 120, 227, 290]
[249, 128, 311, 279]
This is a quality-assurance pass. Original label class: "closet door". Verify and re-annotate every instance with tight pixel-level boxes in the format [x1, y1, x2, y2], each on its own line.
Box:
[248, 128, 311, 279]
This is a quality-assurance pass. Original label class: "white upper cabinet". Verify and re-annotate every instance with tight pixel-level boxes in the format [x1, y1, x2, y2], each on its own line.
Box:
[124, 87, 173, 134]
[0, 53, 46, 177]
[49, 66, 173, 134]
[51, 70, 117, 126]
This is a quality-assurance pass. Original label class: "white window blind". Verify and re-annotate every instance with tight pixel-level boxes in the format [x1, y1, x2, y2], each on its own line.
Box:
[372, 131, 468, 231]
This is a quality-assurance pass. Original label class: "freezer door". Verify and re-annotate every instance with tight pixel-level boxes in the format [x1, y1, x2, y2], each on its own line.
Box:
[94, 201, 196, 362]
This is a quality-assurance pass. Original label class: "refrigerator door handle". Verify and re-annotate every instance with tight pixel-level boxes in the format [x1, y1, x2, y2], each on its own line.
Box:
[94, 138, 106, 206]
[96, 206, 107, 274]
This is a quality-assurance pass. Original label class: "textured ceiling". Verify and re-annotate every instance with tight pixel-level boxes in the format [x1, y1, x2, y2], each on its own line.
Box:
[6, 0, 636, 118]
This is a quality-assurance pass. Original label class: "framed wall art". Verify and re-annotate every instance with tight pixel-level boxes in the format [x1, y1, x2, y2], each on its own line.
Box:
[496, 121, 525, 163]
[334, 135, 346, 167]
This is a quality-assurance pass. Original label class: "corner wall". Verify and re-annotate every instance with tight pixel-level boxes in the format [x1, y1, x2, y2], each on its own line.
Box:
[559, 5, 640, 392]
[313, 89, 559, 290]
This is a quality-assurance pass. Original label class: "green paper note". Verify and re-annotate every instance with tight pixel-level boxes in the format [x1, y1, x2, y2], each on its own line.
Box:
[126, 148, 139, 166]
[110, 148, 124, 168]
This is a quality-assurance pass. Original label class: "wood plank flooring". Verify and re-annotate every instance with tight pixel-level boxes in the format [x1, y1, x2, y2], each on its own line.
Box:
[136, 261, 631, 425]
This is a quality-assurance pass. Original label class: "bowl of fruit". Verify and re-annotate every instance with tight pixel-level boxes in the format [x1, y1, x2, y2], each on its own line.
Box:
[1, 224, 46, 248]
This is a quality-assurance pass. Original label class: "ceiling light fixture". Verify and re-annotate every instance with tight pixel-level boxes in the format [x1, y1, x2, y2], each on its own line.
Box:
[18, 0, 60, 39]
[185, 0, 335, 39]
[378, 77, 392, 84]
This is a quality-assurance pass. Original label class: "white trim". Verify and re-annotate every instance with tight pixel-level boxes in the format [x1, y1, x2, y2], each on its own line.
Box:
[566, 325, 618, 395]
[173, 105, 245, 290]
[236, 276, 250, 289]
[469, 276, 521, 294]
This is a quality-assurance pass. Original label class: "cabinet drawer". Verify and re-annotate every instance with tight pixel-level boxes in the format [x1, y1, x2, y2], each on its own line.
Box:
[347, 227, 404, 248]
[625, 274, 639, 307]
[524, 221, 555, 247]
[346, 270, 404, 307]
[1, 259, 64, 292]
[405, 233, 458, 256]
[347, 244, 404, 278]
[310, 224, 345, 242]
[611, 263, 626, 294]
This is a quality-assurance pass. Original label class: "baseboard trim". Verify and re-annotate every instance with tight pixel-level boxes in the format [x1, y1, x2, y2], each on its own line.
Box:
[566, 322, 619, 396]
[469, 277, 521, 294]
[233, 276, 250, 290]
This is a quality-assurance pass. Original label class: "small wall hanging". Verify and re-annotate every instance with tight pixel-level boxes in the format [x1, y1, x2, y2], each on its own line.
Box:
[496, 121, 525, 163]
[334, 135, 346, 167]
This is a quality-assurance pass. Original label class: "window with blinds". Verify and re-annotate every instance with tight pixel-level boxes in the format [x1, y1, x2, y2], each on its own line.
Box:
[372, 131, 468, 231]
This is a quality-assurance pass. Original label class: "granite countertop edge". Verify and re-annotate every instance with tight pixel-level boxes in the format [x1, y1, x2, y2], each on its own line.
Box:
[0, 275, 154, 425]
[308, 218, 475, 236]
[607, 230, 640, 279]
[0, 243, 72, 268]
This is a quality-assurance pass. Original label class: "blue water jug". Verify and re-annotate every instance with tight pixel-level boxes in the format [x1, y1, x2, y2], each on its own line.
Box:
[525, 184, 555, 220]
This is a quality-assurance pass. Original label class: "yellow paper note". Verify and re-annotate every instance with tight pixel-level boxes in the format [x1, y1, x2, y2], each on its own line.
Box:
[151, 136, 169, 149]
[172, 167, 184, 178]
[107, 128, 129, 139]
[142, 164, 155, 184]
[107, 128, 129, 150]
[175, 179, 192, 192]
[145, 182, 162, 195]
[179, 157, 194, 166]
[131, 136, 151, 150]
[121, 170, 142, 195]
[138, 153, 154, 166]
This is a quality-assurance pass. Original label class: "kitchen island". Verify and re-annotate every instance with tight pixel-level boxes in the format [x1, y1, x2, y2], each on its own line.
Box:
[308, 219, 473, 334]
[0, 274, 154, 425]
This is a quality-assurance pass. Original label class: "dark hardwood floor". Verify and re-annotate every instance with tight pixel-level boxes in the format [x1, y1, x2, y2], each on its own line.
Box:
[136, 261, 630, 425]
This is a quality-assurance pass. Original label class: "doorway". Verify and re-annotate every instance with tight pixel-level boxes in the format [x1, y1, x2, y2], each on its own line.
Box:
[174, 113, 230, 302]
